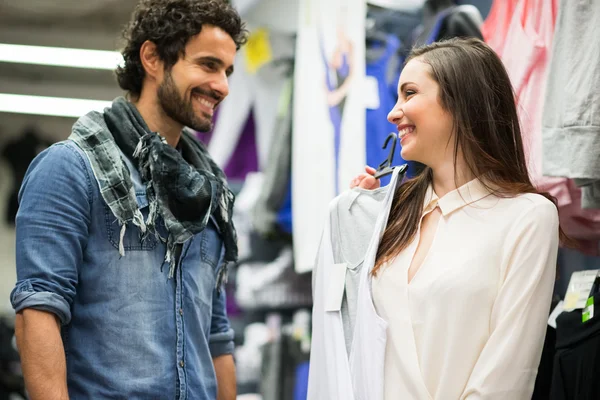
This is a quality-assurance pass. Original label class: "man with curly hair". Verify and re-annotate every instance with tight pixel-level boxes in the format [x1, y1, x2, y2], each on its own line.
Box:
[11, 1, 247, 399]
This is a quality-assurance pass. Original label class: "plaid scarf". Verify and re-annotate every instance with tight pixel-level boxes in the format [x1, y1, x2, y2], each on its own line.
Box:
[69, 97, 237, 289]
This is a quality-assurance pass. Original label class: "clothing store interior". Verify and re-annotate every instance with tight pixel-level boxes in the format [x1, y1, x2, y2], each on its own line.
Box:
[1, 0, 600, 399]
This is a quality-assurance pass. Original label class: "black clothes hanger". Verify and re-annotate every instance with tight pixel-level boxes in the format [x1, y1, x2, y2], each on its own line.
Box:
[374, 132, 408, 179]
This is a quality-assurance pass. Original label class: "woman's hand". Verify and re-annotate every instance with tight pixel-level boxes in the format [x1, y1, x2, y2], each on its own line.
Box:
[350, 166, 381, 190]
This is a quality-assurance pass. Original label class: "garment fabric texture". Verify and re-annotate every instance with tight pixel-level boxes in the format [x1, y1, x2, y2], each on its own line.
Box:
[308, 167, 404, 400]
[542, 0, 600, 209]
[483, 0, 600, 253]
[373, 177, 559, 400]
[550, 295, 600, 400]
[10, 138, 234, 399]
[332, 183, 387, 354]
[531, 298, 559, 400]
[69, 97, 237, 281]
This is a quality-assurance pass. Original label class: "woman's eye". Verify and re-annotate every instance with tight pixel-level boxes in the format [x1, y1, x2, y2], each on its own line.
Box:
[405, 90, 416, 97]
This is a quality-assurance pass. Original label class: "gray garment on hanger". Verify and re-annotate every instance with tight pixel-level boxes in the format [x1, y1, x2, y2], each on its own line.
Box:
[312, 185, 389, 355]
[542, 0, 600, 209]
[252, 77, 294, 235]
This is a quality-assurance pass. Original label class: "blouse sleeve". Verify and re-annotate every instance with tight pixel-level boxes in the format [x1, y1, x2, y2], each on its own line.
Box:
[460, 201, 559, 400]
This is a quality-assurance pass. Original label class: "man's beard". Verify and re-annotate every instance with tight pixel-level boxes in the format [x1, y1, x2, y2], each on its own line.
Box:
[157, 70, 216, 133]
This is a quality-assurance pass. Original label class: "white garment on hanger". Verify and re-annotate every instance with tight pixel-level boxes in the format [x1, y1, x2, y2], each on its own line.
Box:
[308, 168, 402, 400]
[293, 0, 367, 273]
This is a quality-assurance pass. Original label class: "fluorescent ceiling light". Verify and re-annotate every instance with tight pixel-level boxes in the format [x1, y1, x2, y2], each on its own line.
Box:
[0, 43, 123, 70]
[0, 94, 111, 118]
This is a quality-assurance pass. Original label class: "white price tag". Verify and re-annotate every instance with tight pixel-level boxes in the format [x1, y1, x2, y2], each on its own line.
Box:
[364, 76, 380, 110]
[325, 263, 348, 312]
[563, 270, 599, 311]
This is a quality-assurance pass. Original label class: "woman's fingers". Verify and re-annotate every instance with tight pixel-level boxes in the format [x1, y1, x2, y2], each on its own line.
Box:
[365, 165, 377, 176]
[350, 166, 380, 189]
[358, 175, 379, 190]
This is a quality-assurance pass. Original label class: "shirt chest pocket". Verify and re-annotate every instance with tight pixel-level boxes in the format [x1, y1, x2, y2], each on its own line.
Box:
[201, 222, 223, 270]
[104, 193, 158, 251]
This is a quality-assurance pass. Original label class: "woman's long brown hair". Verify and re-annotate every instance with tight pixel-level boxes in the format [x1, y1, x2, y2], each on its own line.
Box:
[373, 38, 569, 275]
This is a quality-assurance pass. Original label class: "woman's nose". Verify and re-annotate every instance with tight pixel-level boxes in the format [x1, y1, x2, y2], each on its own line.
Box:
[387, 105, 403, 124]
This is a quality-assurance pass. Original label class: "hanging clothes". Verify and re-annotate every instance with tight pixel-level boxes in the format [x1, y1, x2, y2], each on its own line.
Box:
[1, 128, 53, 225]
[482, 0, 600, 254]
[550, 294, 600, 399]
[366, 4, 422, 58]
[207, 31, 295, 172]
[308, 167, 403, 400]
[292, 0, 367, 273]
[542, 0, 600, 210]
[365, 33, 404, 187]
[194, 110, 259, 181]
[480, 0, 519, 56]
[413, 4, 483, 47]
[252, 75, 294, 235]
[235, 246, 313, 311]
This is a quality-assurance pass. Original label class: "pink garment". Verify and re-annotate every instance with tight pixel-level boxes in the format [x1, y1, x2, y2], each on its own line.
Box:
[481, 0, 519, 57]
[483, 0, 600, 254]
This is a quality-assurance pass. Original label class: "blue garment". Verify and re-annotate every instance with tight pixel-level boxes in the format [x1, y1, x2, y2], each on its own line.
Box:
[276, 177, 293, 234]
[11, 139, 234, 399]
[293, 361, 310, 400]
[366, 34, 404, 187]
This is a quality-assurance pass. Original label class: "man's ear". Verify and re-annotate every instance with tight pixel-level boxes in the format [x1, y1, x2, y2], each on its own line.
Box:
[139, 40, 164, 82]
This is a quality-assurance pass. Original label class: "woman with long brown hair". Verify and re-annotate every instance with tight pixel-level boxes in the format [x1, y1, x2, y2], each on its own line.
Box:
[349, 37, 561, 399]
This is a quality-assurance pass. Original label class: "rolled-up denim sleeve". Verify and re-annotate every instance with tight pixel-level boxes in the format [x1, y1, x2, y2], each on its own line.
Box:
[209, 261, 235, 357]
[10, 142, 91, 325]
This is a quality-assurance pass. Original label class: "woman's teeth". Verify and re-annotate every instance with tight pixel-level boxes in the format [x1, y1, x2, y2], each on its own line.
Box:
[398, 126, 415, 138]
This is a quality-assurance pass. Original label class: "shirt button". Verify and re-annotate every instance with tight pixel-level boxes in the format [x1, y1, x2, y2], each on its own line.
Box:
[179, 360, 185, 368]
[179, 308, 183, 316]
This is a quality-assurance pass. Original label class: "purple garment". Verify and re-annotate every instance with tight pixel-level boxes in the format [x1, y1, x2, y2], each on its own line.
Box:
[195, 109, 259, 181]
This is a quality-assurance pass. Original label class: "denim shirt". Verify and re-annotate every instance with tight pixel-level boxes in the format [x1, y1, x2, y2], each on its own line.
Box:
[11, 139, 234, 399]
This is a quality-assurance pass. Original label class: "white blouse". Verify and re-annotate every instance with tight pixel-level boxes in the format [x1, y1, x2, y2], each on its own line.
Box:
[372, 178, 559, 400]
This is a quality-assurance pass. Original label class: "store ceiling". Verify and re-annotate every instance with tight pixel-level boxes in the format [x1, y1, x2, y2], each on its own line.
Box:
[0, 0, 136, 32]
[0, 0, 138, 141]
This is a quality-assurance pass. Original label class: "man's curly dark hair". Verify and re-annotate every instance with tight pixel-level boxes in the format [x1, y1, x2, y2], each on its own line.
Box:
[116, 0, 248, 98]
